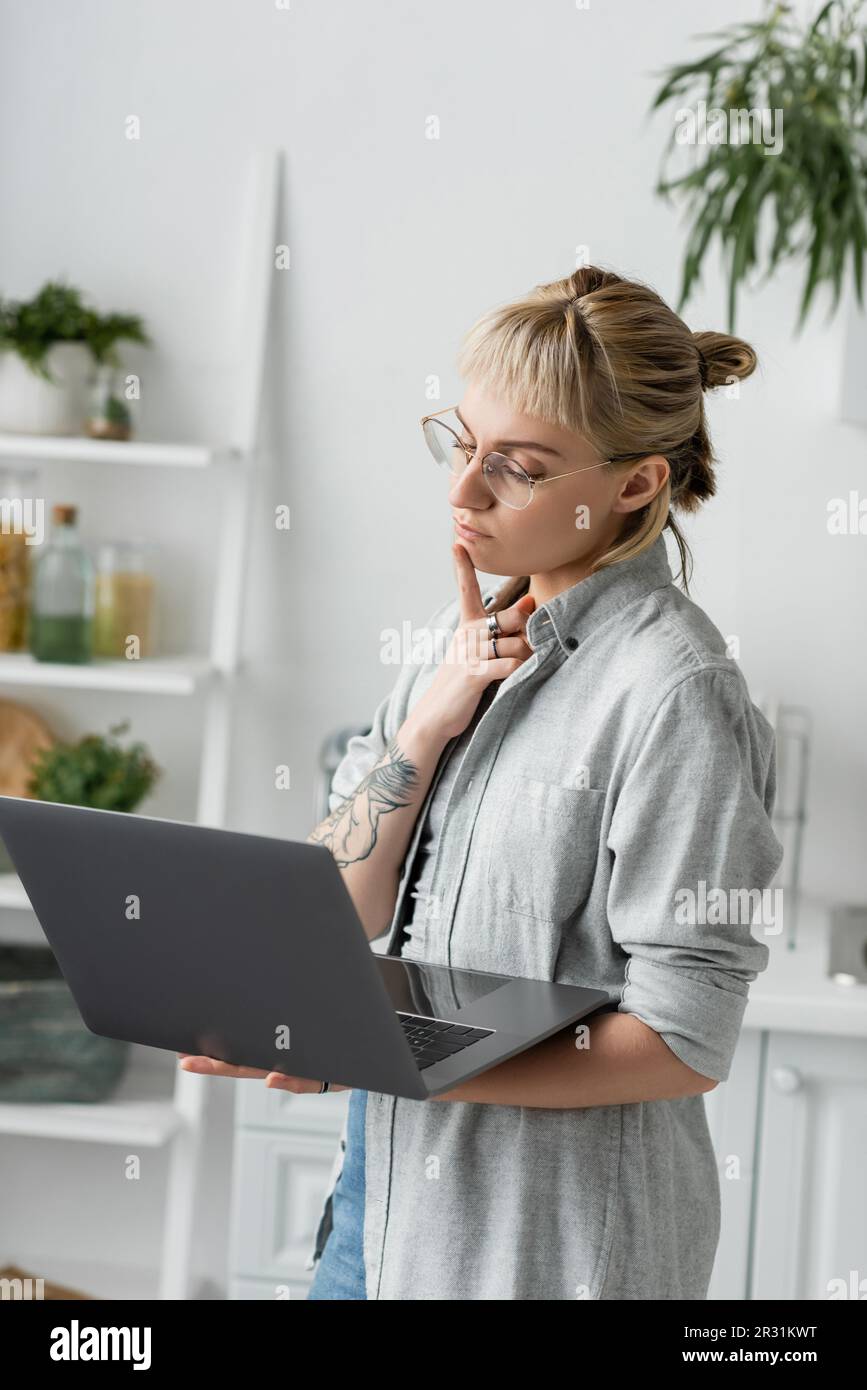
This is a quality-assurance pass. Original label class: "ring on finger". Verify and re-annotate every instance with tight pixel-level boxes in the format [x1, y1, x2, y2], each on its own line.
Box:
[486, 613, 502, 639]
[490, 636, 499, 659]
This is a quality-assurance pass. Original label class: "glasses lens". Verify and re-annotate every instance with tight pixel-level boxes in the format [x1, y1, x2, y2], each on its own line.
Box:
[423, 417, 465, 474]
[422, 417, 532, 509]
[483, 454, 532, 509]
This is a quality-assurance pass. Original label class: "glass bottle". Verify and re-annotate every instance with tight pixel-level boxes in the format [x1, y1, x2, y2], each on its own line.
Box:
[92, 541, 157, 659]
[0, 465, 40, 651]
[29, 504, 94, 663]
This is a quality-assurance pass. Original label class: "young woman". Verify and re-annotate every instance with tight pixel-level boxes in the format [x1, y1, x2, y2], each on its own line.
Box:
[180, 264, 784, 1301]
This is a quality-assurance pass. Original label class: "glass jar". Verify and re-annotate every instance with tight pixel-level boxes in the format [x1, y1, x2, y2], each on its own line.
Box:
[92, 541, 157, 659]
[0, 465, 40, 652]
[29, 503, 94, 663]
[85, 364, 133, 440]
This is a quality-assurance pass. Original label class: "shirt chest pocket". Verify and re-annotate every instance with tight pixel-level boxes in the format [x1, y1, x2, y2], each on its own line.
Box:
[486, 776, 606, 923]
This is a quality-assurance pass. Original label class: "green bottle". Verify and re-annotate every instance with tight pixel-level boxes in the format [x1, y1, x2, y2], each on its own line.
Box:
[30, 504, 94, 663]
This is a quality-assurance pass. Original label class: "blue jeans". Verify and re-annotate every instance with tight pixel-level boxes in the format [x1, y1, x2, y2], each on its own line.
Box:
[306, 1088, 367, 1299]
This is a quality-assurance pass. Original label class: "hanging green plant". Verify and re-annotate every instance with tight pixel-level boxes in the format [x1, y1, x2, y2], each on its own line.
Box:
[649, 0, 867, 332]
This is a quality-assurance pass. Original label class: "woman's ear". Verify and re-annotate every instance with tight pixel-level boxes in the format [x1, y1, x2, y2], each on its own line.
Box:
[611, 455, 669, 515]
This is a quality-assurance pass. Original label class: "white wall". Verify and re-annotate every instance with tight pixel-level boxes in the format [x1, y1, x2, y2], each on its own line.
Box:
[0, 0, 863, 1293]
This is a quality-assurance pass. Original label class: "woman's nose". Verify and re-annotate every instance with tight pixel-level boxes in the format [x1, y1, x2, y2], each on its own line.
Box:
[448, 452, 490, 507]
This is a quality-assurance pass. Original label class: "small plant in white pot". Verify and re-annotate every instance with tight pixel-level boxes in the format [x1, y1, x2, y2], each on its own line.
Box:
[0, 281, 150, 436]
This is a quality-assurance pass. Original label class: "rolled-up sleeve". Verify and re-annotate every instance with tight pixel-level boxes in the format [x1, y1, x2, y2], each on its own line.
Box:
[606, 666, 784, 1084]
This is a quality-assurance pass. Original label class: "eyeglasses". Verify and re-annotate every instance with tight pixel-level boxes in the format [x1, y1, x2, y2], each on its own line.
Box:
[419, 404, 646, 511]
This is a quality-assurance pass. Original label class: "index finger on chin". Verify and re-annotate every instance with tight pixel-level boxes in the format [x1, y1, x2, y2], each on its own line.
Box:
[452, 541, 487, 624]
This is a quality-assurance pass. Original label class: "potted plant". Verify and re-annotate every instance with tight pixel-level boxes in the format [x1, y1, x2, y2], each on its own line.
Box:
[0, 718, 160, 875]
[649, 0, 867, 332]
[25, 718, 161, 809]
[0, 722, 161, 1103]
[0, 280, 150, 435]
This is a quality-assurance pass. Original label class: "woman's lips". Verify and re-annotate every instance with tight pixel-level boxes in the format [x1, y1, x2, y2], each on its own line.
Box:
[454, 520, 489, 541]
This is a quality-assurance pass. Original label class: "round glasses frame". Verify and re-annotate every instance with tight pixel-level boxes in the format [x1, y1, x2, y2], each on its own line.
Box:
[419, 404, 649, 510]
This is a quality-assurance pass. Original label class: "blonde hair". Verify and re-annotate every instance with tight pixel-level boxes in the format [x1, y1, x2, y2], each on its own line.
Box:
[455, 264, 757, 591]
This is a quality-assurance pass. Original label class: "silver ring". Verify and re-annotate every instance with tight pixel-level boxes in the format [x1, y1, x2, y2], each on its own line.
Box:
[491, 636, 499, 659]
[486, 613, 502, 638]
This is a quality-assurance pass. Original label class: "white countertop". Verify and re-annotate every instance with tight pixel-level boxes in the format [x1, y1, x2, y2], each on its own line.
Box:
[743, 893, 867, 1038]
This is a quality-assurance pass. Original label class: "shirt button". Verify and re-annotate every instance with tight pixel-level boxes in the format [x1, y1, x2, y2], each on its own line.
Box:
[565, 636, 579, 651]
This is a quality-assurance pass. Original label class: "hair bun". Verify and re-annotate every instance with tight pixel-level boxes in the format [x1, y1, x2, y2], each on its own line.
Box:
[692, 331, 757, 390]
[564, 266, 623, 301]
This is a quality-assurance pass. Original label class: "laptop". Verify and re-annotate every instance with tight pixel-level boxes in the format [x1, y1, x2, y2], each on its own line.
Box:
[0, 796, 610, 1101]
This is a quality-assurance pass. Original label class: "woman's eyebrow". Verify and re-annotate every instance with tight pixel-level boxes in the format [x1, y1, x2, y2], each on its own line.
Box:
[454, 405, 563, 458]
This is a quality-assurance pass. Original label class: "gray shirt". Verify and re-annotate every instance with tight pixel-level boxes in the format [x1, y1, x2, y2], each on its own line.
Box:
[307, 534, 783, 1300]
[397, 682, 497, 959]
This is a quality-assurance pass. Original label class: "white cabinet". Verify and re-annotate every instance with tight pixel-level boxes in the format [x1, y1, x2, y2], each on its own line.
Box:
[227, 1083, 349, 1300]
[751, 1031, 867, 1300]
[707, 1027, 867, 1300]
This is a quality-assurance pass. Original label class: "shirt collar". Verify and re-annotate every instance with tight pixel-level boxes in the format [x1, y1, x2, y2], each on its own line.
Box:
[482, 533, 674, 655]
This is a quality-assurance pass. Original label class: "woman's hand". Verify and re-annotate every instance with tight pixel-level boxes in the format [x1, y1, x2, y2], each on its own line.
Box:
[177, 1054, 350, 1093]
[410, 542, 536, 742]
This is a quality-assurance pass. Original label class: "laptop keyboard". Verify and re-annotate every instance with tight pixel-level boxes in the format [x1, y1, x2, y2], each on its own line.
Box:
[397, 1011, 494, 1071]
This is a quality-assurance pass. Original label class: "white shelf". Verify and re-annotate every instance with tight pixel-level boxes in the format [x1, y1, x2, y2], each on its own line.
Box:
[0, 148, 280, 1300]
[0, 1057, 182, 1146]
[0, 434, 237, 469]
[0, 652, 216, 694]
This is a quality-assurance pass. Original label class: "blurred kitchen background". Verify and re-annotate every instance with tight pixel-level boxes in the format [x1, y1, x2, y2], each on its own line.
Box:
[0, 0, 864, 1301]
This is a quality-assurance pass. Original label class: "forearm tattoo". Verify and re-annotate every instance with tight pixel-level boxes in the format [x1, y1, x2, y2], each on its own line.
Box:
[308, 737, 421, 867]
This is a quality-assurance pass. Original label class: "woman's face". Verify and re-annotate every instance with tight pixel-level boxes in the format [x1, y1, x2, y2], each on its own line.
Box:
[447, 381, 667, 579]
